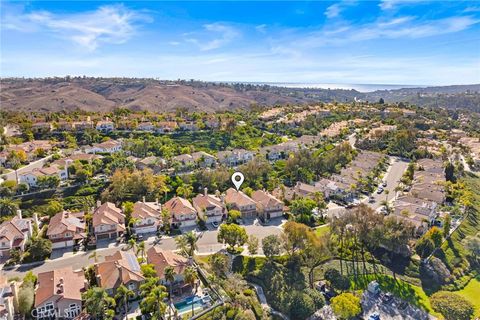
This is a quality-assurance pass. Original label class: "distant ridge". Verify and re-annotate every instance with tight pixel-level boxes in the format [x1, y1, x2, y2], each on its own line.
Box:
[1, 77, 479, 113]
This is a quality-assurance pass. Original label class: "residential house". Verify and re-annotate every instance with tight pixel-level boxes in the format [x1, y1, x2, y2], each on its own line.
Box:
[163, 197, 197, 228]
[135, 156, 167, 173]
[19, 164, 68, 188]
[146, 248, 193, 295]
[137, 122, 155, 132]
[251, 190, 283, 220]
[34, 267, 85, 319]
[0, 211, 32, 259]
[192, 189, 225, 223]
[84, 140, 122, 154]
[224, 188, 257, 219]
[46, 211, 86, 249]
[172, 154, 195, 167]
[131, 199, 162, 235]
[191, 151, 216, 167]
[52, 153, 102, 168]
[72, 118, 93, 131]
[0, 278, 18, 320]
[156, 121, 178, 133]
[217, 149, 255, 167]
[96, 120, 115, 133]
[92, 202, 125, 241]
[178, 121, 198, 131]
[31, 122, 53, 134]
[94, 251, 145, 296]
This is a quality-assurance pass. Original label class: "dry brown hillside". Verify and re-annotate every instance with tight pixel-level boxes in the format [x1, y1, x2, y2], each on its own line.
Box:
[0, 78, 321, 113]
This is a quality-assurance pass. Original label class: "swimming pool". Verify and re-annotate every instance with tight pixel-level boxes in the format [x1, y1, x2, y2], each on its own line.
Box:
[174, 296, 205, 314]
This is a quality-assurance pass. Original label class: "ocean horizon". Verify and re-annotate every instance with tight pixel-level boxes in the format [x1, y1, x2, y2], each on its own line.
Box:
[236, 82, 427, 93]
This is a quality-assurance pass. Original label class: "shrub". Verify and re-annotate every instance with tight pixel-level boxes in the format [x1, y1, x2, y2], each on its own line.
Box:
[331, 292, 361, 320]
[430, 291, 474, 320]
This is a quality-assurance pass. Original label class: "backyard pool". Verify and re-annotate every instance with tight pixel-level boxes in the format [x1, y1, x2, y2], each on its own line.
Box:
[174, 296, 206, 314]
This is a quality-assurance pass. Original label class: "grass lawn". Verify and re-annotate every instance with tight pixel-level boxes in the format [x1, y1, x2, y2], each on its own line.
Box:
[315, 225, 330, 237]
[454, 276, 480, 318]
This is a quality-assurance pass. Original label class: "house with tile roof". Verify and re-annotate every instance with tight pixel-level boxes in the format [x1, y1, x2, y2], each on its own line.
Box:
[94, 251, 145, 296]
[131, 199, 162, 235]
[34, 267, 85, 319]
[92, 202, 125, 241]
[146, 248, 193, 295]
[19, 164, 68, 188]
[251, 190, 284, 220]
[192, 188, 225, 224]
[163, 197, 197, 228]
[47, 211, 86, 249]
[0, 211, 32, 259]
[84, 140, 122, 154]
[225, 188, 257, 219]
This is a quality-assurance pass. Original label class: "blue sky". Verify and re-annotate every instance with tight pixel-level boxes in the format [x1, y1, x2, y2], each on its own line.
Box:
[1, 1, 479, 85]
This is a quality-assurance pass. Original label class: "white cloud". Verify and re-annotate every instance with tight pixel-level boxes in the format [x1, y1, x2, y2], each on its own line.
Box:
[379, 0, 429, 11]
[1, 4, 151, 51]
[255, 24, 267, 34]
[186, 23, 239, 51]
[293, 15, 480, 48]
[325, 4, 342, 19]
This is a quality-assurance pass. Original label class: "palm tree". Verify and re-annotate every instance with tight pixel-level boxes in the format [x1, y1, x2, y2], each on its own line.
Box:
[0, 198, 18, 217]
[83, 287, 116, 320]
[176, 185, 193, 199]
[137, 241, 146, 260]
[164, 266, 176, 319]
[115, 284, 134, 318]
[175, 231, 199, 258]
[88, 251, 99, 263]
[184, 266, 198, 316]
[145, 285, 168, 320]
[127, 238, 137, 252]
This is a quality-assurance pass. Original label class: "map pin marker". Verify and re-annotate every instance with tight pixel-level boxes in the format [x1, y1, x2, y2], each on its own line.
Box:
[231, 172, 244, 191]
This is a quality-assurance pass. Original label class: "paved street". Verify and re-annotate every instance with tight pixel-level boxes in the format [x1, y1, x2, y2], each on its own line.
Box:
[368, 157, 409, 210]
[1, 155, 53, 182]
[2, 223, 283, 278]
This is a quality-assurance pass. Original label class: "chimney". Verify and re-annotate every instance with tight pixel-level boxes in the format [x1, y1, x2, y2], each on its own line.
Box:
[143, 196, 146, 203]
[155, 198, 159, 205]
[33, 213, 39, 227]
[115, 262, 122, 282]
[10, 281, 20, 311]
[204, 187, 208, 196]
[16, 210, 22, 219]
[96, 200, 101, 208]
[64, 211, 69, 218]
[84, 279, 89, 290]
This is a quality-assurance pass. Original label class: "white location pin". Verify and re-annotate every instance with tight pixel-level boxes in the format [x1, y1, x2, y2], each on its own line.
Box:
[231, 172, 245, 190]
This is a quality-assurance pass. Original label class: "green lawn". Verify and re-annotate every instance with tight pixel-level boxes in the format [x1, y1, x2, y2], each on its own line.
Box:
[315, 225, 330, 237]
[454, 276, 480, 318]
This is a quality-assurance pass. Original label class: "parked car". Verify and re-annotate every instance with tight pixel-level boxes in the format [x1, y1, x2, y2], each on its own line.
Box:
[377, 187, 384, 194]
[211, 221, 219, 228]
[382, 292, 394, 304]
[368, 313, 380, 320]
[369, 196, 375, 203]
[382, 181, 387, 187]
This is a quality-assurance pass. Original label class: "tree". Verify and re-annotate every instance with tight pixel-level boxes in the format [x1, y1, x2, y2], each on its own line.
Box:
[176, 184, 193, 199]
[331, 292, 361, 319]
[227, 209, 241, 224]
[115, 284, 134, 318]
[210, 253, 230, 278]
[26, 238, 52, 262]
[415, 236, 435, 258]
[141, 285, 168, 320]
[18, 281, 35, 317]
[262, 234, 281, 260]
[462, 233, 480, 265]
[175, 231, 199, 257]
[289, 291, 316, 320]
[0, 198, 18, 217]
[324, 268, 350, 291]
[217, 223, 248, 249]
[247, 235, 259, 255]
[141, 264, 157, 278]
[430, 291, 474, 320]
[303, 233, 331, 288]
[184, 266, 198, 315]
[426, 226, 443, 248]
[281, 221, 312, 256]
[164, 266, 176, 319]
[137, 241, 146, 260]
[443, 214, 451, 238]
[83, 287, 116, 320]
